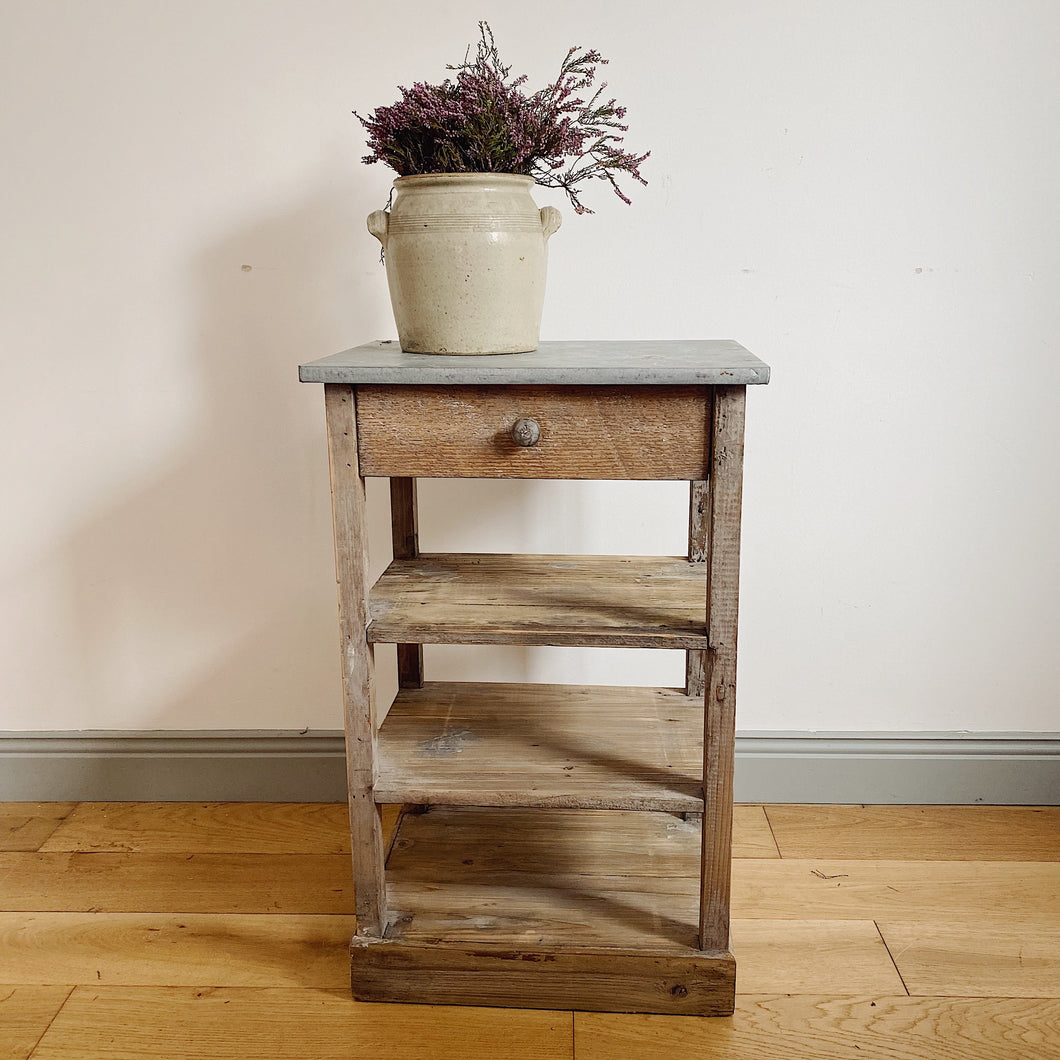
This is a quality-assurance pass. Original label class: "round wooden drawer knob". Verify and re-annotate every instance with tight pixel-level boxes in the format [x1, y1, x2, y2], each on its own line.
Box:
[510, 418, 541, 447]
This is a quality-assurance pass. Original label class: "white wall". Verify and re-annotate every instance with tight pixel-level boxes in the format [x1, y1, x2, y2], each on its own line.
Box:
[2, 0, 1057, 733]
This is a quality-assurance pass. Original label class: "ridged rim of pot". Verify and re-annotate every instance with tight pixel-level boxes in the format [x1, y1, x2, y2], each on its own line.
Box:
[393, 173, 535, 189]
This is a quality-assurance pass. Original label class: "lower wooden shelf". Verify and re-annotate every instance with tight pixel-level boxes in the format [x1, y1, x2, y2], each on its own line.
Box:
[352, 806, 735, 1015]
[375, 681, 704, 811]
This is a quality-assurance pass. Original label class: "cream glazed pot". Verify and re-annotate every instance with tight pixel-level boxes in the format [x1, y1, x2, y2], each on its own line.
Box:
[367, 173, 562, 355]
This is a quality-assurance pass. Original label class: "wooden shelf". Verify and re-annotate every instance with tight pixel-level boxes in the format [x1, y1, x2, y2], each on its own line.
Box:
[375, 681, 703, 811]
[367, 554, 708, 649]
[351, 806, 734, 1014]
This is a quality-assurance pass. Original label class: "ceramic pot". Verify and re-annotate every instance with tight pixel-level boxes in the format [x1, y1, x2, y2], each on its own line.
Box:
[367, 173, 561, 355]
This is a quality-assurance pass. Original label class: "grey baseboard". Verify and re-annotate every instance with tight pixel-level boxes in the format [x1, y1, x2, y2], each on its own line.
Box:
[0, 732, 348, 803]
[733, 733, 1060, 805]
[1, 730, 1058, 804]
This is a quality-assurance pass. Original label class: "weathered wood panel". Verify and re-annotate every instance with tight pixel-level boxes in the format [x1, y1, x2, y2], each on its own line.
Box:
[375, 681, 702, 811]
[356, 385, 710, 479]
[389, 476, 424, 688]
[685, 478, 708, 696]
[368, 553, 709, 648]
[351, 939, 735, 1015]
[324, 384, 387, 937]
[368, 804, 734, 1013]
[700, 386, 746, 951]
[384, 806, 701, 950]
[388, 805, 702, 883]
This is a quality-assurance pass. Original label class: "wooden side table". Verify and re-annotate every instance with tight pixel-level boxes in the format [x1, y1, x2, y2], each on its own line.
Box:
[299, 340, 770, 1015]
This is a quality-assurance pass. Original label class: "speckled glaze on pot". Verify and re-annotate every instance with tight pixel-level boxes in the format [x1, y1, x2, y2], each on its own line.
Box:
[367, 173, 561, 355]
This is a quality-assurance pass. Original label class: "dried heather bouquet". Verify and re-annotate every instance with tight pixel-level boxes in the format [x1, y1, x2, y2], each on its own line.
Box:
[355, 23, 648, 215]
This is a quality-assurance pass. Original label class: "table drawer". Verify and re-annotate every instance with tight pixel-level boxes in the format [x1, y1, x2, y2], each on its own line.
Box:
[355, 384, 710, 479]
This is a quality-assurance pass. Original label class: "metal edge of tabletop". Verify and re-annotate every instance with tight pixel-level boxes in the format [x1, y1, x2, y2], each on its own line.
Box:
[298, 341, 772, 386]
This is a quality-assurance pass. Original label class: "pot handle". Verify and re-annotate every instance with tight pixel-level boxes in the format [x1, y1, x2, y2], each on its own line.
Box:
[367, 210, 388, 248]
[540, 206, 562, 241]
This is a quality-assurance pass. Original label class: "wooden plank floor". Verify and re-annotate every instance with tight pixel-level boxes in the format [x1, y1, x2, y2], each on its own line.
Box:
[2, 803, 1058, 1059]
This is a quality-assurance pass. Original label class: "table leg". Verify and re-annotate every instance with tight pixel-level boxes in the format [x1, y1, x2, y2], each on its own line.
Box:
[699, 385, 746, 952]
[325, 384, 388, 938]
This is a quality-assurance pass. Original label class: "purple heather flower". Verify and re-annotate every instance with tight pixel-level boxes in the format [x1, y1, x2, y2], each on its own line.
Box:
[354, 22, 648, 213]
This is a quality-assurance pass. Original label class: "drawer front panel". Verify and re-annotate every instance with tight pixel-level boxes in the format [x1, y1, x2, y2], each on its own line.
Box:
[355, 384, 710, 479]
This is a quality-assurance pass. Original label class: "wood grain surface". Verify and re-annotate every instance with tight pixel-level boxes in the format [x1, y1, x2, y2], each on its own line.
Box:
[0, 853, 354, 913]
[368, 553, 709, 648]
[29, 987, 573, 1060]
[876, 921, 1060, 997]
[576, 995, 1060, 1060]
[385, 806, 702, 952]
[5, 803, 1057, 1059]
[0, 803, 76, 852]
[39, 802, 356, 854]
[0, 912, 355, 989]
[0, 985, 72, 1060]
[390, 476, 424, 690]
[684, 479, 708, 697]
[379, 805, 907, 1002]
[387, 805, 701, 879]
[700, 385, 746, 950]
[375, 681, 703, 811]
[355, 384, 710, 479]
[350, 940, 736, 1015]
[764, 805, 1060, 861]
[732, 920, 906, 995]
[732, 806, 781, 859]
[325, 384, 387, 937]
[731, 859, 1060, 922]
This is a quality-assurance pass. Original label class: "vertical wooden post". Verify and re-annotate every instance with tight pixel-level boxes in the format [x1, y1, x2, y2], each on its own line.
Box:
[324, 384, 388, 938]
[699, 385, 746, 952]
[685, 478, 708, 697]
[390, 477, 424, 689]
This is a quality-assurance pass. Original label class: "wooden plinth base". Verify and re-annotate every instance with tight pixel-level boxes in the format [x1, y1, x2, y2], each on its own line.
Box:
[351, 937, 735, 1015]
[351, 806, 736, 1015]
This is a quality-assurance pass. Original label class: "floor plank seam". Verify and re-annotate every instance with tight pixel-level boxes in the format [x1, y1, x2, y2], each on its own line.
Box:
[31, 823, 64, 852]
[25, 985, 75, 1060]
[874, 920, 910, 996]
[760, 805, 783, 858]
